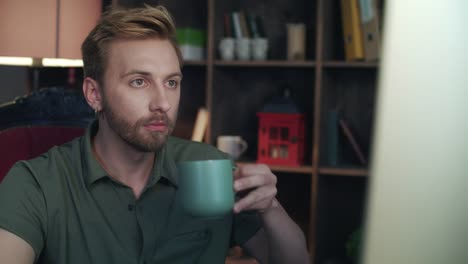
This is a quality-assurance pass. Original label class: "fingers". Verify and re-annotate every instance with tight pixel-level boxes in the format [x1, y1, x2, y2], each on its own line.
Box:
[234, 174, 274, 192]
[232, 164, 278, 213]
[233, 164, 277, 192]
[234, 185, 277, 213]
[233, 163, 270, 179]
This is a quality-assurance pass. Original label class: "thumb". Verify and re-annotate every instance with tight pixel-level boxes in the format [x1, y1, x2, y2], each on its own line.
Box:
[233, 164, 242, 180]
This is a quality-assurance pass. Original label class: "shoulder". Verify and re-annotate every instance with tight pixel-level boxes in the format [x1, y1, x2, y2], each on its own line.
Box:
[0, 137, 83, 262]
[29, 136, 81, 172]
[166, 136, 230, 162]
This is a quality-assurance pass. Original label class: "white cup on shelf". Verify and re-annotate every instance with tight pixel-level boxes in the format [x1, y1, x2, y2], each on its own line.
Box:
[218, 37, 235, 60]
[235, 38, 251, 61]
[251, 37, 268, 61]
[217, 135, 248, 160]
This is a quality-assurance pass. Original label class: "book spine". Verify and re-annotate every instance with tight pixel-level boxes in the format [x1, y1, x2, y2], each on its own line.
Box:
[339, 119, 367, 165]
[238, 11, 250, 38]
[255, 15, 266, 38]
[223, 13, 232, 37]
[191, 108, 209, 142]
[247, 13, 259, 38]
[327, 110, 341, 166]
[232, 12, 242, 38]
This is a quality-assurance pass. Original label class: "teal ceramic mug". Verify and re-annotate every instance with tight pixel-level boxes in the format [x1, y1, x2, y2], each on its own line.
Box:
[177, 159, 235, 218]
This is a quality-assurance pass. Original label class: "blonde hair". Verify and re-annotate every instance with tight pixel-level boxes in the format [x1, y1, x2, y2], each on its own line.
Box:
[81, 5, 182, 84]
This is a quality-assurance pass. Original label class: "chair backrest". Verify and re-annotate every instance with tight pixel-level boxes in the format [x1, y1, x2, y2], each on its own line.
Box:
[0, 126, 86, 182]
[0, 87, 93, 181]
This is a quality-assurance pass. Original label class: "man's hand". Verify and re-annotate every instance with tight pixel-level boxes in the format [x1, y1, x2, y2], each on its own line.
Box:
[233, 163, 278, 213]
[233, 164, 310, 264]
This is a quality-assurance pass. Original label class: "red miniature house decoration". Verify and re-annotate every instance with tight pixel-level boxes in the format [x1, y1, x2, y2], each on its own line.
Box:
[257, 90, 305, 166]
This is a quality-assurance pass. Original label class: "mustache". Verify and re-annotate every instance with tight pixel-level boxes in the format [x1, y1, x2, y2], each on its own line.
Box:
[141, 113, 171, 126]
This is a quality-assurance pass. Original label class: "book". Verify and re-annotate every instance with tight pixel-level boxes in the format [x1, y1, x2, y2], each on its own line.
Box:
[191, 108, 209, 142]
[238, 11, 250, 38]
[340, 0, 365, 61]
[231, 12, 242, 38]
[327, 110, 341, 166]
[247, 13, 259, 38]
[339, 119, 367, 165]
[223, 13, 232, 37]
[255, 15, 266, 38]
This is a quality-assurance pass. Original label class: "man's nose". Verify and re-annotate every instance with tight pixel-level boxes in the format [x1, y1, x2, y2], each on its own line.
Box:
[148, 85, 171, 113]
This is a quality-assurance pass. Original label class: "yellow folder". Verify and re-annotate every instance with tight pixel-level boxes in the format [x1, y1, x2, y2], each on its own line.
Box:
[341, 0, 365, 61]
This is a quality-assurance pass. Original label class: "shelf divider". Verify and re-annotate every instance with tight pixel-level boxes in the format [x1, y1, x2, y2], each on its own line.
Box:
[214, 60, 316, 68]
[323, 60, 379, 68]
[319, 166, 369, 177]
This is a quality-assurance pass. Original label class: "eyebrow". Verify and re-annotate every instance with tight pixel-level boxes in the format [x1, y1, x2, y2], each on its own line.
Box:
[120, 70, 183, 79]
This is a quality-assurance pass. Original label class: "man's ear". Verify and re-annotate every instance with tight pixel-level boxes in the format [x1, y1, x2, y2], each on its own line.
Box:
[82, 77, 102, 112]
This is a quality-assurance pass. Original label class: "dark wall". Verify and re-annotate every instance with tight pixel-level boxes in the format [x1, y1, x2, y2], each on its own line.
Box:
[0, 66, 29, 104]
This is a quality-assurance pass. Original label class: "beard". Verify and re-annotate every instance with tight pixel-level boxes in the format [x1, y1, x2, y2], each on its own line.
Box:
[100, 97, 177, 153]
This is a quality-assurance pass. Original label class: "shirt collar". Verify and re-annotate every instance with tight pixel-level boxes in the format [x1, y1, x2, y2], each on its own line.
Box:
[147, 141, 179, 187]
[82, 120, 178, 188]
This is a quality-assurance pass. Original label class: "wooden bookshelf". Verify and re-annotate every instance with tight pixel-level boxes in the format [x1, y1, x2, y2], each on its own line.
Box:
[139, 0, 380, 263]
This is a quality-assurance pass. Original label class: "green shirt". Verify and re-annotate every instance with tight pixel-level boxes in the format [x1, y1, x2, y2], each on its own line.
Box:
[0, 122, 261, 264]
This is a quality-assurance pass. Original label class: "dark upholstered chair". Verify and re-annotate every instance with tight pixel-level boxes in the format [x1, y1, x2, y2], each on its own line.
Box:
[0, 87, 94, 181]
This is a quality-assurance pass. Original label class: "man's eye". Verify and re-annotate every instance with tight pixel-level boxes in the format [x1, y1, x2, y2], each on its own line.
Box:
[130, 78, 146, 88]
[167, 80, 178, 88]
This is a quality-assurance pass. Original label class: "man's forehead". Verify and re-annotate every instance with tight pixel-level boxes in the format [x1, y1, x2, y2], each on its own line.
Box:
[105, 39, 181, 77]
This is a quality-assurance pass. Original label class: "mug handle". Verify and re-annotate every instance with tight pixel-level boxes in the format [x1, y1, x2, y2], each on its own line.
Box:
[238, 139, 248, 155]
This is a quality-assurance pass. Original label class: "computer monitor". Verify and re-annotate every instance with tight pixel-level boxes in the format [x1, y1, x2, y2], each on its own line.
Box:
[362, 1, 467, 263]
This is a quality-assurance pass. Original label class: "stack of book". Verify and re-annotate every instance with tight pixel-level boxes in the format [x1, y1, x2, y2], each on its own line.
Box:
[340, 0, 383, 61]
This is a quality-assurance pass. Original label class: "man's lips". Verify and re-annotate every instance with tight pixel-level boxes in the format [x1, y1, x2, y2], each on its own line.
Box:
[144, 122, 168, 132]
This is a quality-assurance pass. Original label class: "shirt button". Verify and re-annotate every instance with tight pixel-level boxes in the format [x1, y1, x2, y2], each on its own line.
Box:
[128, 204, 134, 211]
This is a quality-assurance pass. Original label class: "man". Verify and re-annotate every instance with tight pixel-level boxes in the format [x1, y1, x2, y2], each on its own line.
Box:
[0, 5, 309, 264]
